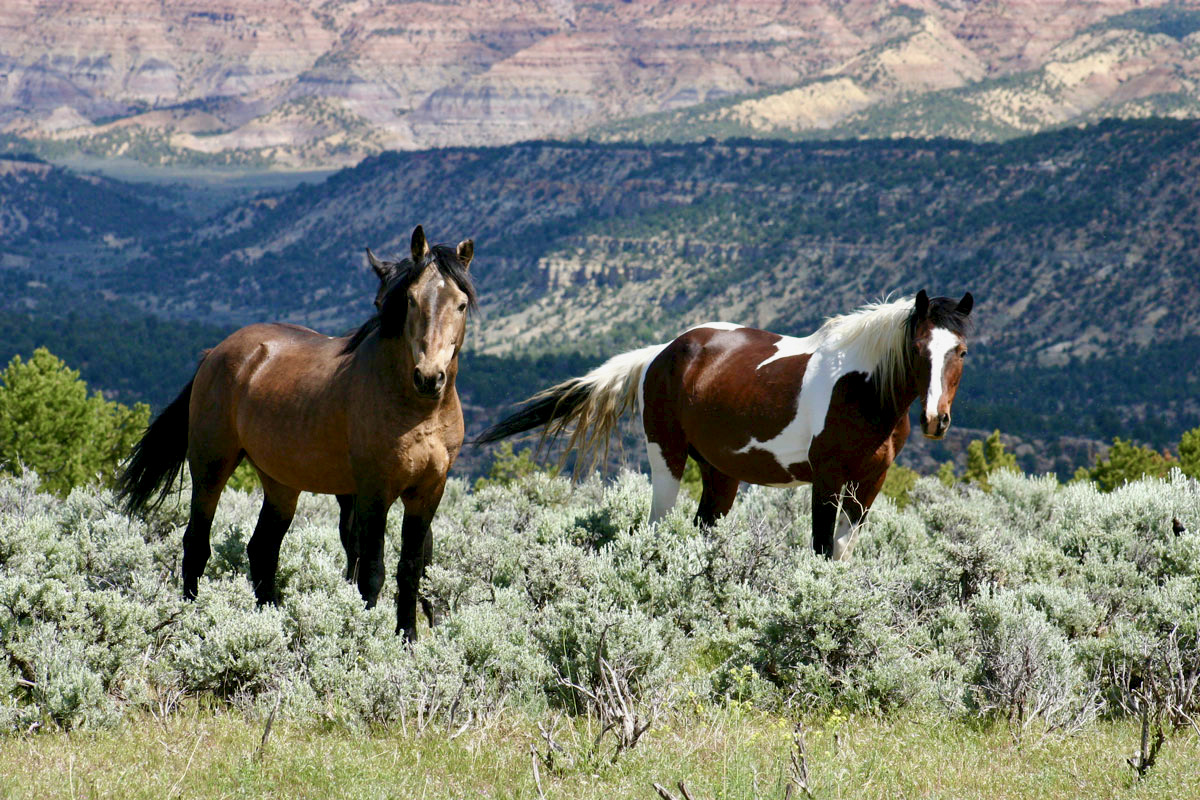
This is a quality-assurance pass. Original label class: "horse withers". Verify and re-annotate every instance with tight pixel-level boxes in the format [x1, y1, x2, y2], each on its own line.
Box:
[480, 291, 973, 560]
[117, 225, 476, 639]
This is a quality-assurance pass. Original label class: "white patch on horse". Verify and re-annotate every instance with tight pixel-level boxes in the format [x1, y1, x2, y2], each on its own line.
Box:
[924, 328, 958, 422]
[645, 441, 681, 523]
[734, 342, 876, 470]
[685, 321, 743, 333]
[831, 507, 859, 561]
[755, 333, 819, 369]
[732, 297, 917, 477]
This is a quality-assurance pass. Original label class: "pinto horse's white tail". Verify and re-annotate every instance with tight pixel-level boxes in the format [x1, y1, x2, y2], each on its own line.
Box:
[476, 343, 666, 471]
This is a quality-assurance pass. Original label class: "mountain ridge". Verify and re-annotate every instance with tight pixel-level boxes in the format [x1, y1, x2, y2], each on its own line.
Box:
[4, 1, 1199, 168]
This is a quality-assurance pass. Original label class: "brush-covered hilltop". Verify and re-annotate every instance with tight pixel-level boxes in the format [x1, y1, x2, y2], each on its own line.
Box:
[3, 1, 1200, 168]
[3, 119, 1198, 474]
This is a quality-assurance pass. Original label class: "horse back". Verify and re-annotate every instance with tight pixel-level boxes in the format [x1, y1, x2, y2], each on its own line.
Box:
[643, 325, 812, 485]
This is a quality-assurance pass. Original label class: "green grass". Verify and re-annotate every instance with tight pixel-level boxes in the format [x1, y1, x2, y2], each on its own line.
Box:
[3, 706, 1197, 799]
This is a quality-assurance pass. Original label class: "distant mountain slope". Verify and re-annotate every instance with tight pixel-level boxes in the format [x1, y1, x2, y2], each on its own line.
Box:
[72, 119, 1197, 459]
[3, 1, 1197, 167]
[0, 153, 184, 248]
[115, 120, 1200, 363]
[2, 120, 1197, 469]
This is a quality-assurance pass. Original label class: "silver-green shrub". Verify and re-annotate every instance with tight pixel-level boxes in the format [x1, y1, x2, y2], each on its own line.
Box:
[0, 465, 1198, 735]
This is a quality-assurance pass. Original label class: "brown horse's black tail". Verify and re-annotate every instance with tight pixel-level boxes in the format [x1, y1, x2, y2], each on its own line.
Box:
[115, 379, 193, 516]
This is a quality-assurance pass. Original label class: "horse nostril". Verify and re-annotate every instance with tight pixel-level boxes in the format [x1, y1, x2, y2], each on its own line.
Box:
[413, 369, 423, 388]
[939, 413, 951, 428]
[436, 371, 446, 386]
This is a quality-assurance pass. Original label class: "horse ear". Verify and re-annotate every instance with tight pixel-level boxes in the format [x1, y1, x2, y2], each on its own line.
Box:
[915, 290, 929, 321]
[956, 292, 974, 316]
[366, 248, 390, 283]
[456, 239, 474, 271]
[410, 225, 430, 263]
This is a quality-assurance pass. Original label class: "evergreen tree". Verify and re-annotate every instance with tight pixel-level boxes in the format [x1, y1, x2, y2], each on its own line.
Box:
[474, 441, 546, 491]
[937, 461, 957, 487]
[1073, 437, 1178, 492]
[0, 348, 149, 496]
[963, 430, 1018, 491]
[1180, 427, 1200, 480]
[880, 464, 919, 508]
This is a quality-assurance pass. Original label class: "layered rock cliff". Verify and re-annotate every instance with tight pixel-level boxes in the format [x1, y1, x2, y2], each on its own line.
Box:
[3, 1, 1196, 167]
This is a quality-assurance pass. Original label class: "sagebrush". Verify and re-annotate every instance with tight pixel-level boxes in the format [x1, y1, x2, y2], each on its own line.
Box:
[1, 467, 1198, 739]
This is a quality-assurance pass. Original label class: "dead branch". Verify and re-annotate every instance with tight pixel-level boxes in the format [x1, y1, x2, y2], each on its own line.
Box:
[530, 744, 547, 800]
[784, 721, 813, 799]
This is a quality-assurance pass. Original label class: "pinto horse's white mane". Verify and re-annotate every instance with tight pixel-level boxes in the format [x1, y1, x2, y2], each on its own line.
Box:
[812, 296, 916, 407]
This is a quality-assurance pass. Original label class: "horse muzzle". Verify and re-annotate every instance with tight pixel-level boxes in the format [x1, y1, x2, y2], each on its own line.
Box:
[922, 413, 951, 439]
[412, 368, 446, 399]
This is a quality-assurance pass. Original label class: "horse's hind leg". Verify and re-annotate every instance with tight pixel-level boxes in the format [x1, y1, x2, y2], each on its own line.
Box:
[181, 454, 240, 599]
[642, 400, 688, 524]
[693, 455, 740, 529]
[246, 472, 300, 605]
[646, 438, 687, 524]
[336, 494, 357, 580]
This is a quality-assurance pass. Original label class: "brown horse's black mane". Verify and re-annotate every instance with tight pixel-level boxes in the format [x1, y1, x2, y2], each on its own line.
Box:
[341, 244, 477, 354]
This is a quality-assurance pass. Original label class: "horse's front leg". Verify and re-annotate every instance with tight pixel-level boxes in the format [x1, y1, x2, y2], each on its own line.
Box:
[813, 474, 885, 561]
[396, 485, 446, 641]
[353, 495, 390, 609]
[811, 481, 839, 559]
[336, 494, 358, 580]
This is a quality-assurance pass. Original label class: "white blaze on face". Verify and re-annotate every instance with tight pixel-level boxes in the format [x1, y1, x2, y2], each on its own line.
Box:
[924, 328, 959, 425]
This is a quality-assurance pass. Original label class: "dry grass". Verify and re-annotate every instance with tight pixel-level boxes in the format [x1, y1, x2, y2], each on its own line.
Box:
[2, 704, 1198, 799]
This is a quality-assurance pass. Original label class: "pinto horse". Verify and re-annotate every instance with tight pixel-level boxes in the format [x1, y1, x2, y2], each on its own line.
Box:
[116, 226, 476, 638]
[480, 291, 972, 560]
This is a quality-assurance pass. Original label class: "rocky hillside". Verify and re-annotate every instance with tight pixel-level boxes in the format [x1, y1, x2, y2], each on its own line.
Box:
[592, 5, 1200, 144]
[0, 153, 183, 251]
[3, 1, 1198, 167]
[105, 120, 1200, 361]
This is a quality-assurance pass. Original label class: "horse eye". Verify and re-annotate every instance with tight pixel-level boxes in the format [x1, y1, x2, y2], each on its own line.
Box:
[407, 295, 416, 306]
[457, 303, 467, 313]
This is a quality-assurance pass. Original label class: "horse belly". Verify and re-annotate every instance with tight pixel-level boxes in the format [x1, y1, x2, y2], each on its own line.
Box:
[247, 443, 356, 495]
[703, 445, 815, 487]
[236, 400, 356, 495]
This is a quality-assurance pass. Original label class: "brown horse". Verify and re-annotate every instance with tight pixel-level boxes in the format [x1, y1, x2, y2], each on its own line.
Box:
[117, 226, 476, 638]
[480, 291, 972, 560]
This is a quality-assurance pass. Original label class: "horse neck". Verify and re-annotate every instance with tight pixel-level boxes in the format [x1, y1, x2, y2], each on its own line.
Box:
[867, 354, 922, 428]
[890, 359, 923, 422]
